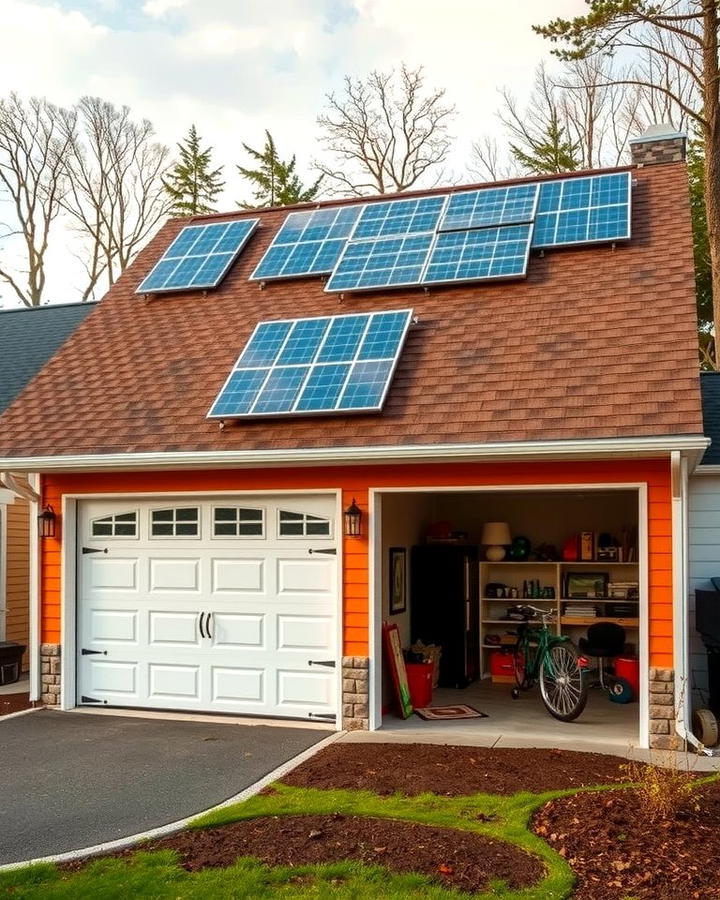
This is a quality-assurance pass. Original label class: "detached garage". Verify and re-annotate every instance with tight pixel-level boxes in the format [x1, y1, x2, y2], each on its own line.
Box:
[74, 495, 339, 720]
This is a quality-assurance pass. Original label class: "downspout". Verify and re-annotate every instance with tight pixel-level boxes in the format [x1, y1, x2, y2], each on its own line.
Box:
[27, 474, 41, 703]
[671, 451, 716, 755]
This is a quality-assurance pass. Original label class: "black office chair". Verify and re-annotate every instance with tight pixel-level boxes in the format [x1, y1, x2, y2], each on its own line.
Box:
[578, 623, 632, 702]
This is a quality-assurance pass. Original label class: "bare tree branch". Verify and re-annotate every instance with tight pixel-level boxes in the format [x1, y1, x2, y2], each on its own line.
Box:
[315, 64, 456, 195]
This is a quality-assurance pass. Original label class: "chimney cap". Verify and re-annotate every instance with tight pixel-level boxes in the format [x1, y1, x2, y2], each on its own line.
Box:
[629, 123, 687, 145]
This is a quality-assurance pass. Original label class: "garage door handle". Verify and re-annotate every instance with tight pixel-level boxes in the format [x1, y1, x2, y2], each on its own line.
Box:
[205, 612, 213, 640]
[198, 612, 207, 639]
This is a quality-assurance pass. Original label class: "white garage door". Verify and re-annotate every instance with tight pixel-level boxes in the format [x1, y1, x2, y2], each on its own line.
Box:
[77, 495, 339, 720]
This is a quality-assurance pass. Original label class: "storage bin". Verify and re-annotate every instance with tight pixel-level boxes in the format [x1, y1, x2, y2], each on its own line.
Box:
[489, 647, 516, 684]
[405, 661, 433, 708]
[0, 642, 26, 686]
[615, 656, 640, 700]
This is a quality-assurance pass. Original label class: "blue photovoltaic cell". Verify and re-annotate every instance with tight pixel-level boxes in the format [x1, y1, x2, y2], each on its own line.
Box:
[325, 234, 434, 292]
[250, 206, 362, 279]
[423, 224, 533, 284]
[137, 219, 259, 293]
[207, 309, 413, 418]
[352, 196, 446, 240]
[440, 184, 538, 231]
[532, 172, 630, 247]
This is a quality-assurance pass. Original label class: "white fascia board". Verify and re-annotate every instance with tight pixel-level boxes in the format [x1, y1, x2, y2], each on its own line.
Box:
[692, 463, 720, 475]
[0, 434, 709, 473]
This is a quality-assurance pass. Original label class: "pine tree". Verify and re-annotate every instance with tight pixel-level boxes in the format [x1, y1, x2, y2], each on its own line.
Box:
[509, 113, 580, 175]
[163, 125, 225, 216]
[237, 130, 322, 208]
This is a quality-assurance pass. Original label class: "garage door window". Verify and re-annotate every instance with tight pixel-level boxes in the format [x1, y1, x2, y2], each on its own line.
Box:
[151, 507, 200, 537]
[278, 509, 331, 538]
[213, 506, 265, 537]
[91, 511, 138, 538]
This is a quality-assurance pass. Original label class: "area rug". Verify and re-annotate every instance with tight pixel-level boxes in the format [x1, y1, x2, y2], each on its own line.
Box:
[414, 705, 488, 721]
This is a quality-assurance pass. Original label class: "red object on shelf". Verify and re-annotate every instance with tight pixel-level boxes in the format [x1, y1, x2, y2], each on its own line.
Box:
[489, 648, 516, 683]
[615, 656, 640, 700]
[405, 662, 433, 708]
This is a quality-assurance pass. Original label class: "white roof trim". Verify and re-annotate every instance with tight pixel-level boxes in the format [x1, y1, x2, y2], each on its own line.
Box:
[0, 434, 709, 473]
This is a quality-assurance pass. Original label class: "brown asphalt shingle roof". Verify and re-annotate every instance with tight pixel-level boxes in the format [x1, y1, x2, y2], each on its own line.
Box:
[0, 161, 704, 459]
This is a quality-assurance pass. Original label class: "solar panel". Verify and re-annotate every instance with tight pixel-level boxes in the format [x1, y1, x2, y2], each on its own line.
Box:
[207, 309, 413, 418]
[250, 205, 362, 280]
[423, 224, 533, 285]
[325, 233, 435, 292]
[352, 195, 447, 240]
[137, 219, 259, 293]
[532, 171, 631, 247]
[440, 184, 538, 231]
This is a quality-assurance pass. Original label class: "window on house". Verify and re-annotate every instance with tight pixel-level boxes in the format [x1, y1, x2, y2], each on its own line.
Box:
[91, 511, 138, 538]
[150, 507, 200, 537]
[213, 507, 265, 537]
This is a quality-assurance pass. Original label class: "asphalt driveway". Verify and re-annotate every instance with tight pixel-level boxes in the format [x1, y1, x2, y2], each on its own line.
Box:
[0, 710, 329, 866]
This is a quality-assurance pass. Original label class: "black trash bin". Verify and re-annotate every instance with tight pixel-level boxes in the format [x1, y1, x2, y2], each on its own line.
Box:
[0, 641, 26, 686]
[695, 590, 720, 718]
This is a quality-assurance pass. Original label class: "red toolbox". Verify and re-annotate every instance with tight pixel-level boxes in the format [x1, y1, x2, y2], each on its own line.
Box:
[489, 648, 516, 684]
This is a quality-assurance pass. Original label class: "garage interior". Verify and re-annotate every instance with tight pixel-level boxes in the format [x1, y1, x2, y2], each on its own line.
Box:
[377, 488, 641, 746]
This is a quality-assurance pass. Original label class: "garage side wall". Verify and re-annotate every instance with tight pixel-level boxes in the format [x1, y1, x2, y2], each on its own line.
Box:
[688, 473, 720, 702]
[5, 496, 30, 665]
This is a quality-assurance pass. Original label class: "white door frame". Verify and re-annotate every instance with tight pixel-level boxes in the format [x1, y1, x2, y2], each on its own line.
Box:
[0, 501, 7, 642]
[369, 482, 650, 748]
[60, 490, 343, 727]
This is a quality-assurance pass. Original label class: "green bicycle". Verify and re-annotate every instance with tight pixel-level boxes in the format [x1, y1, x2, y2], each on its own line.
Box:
[510, 605, 588, 722]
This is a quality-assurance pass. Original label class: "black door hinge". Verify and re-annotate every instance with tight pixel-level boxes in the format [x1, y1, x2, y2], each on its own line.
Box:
[308, 659, 336, 668]
[81, 649, 107, 656]
[82, 547, 107, 554]
[80, 695, 105, 704]
[308, 712, 336, 721]
[308, 547, 337, 555]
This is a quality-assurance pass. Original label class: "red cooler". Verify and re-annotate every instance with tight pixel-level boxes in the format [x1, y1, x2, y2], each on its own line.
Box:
[615, 656, 640, 700]
[405, 662, 433, 708]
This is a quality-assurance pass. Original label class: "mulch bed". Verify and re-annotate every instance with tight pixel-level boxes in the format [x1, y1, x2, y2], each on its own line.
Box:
[0, 693, 32, 717]
[532, 781, 720, 899]
[108, 814, 544, 893]
[281, 743, 628, 796]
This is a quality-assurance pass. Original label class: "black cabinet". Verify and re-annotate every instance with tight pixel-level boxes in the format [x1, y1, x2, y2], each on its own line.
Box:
[410, 544, 479, 688]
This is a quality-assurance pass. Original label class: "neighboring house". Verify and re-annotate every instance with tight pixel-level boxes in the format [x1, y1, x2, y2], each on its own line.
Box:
[0, 127, 708, 751]
[689, 372, 720, 706]
[0, 303, 95, 669]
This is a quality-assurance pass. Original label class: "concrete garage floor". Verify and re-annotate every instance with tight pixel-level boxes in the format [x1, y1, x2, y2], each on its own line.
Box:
[357, 681, 640, 751]
[0, 709, 329, 866]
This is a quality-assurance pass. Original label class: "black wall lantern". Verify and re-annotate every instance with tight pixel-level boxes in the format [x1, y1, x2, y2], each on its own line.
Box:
[38, 505, 56, 538]
[344, 498, 362, 537]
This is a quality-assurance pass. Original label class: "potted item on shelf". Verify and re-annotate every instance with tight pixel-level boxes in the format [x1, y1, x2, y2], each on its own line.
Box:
[534, 543, 560, 561]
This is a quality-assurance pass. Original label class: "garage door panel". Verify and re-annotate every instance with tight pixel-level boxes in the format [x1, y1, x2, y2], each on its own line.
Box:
[212, 558, 265, 594]
[89, 558, 138, 591]
[277, 615, 333, 651]
[277, 558, 334, 595]
[86, 660, 138, 696]
[212, 613, 265, 648]
[211, 666, 265, 704]
[149, 611, 200, 646]
[88, 609, 138, 643]
[277, 669, 334, 709]
[149, 558, 200, 592]
[79, 495, 338, 720]
[149, 663, 200, 700]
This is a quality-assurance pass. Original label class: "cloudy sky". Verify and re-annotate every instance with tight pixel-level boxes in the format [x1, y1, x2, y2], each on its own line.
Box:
[0, 0, 586, 306]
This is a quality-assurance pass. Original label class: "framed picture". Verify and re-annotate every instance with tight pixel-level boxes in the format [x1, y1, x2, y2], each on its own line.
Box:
[565, 571, 609, 599]
[389, 547, 407, 614]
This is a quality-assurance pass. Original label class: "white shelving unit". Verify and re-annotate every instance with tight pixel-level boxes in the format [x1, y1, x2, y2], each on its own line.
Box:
[479, 560, 640, 677]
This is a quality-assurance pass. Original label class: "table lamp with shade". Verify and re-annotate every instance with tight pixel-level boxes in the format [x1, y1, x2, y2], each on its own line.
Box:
[481, 522, 511, 561]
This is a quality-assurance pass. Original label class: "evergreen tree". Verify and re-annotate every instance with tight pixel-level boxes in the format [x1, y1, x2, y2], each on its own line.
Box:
[509, 112, 580, 175]
[163, 125, 224, 216]
[237, 130, 322, 208]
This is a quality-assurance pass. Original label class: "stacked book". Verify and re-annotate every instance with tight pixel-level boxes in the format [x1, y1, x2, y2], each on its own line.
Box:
[563, 604, 599, 618]
[607, 582, 639, 599]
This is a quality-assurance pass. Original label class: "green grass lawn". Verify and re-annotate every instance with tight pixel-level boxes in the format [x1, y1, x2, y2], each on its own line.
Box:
[2, 776, 716, 899]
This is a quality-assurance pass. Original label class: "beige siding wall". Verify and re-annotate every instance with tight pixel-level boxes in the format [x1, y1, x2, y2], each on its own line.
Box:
[5, 497, 30, 664]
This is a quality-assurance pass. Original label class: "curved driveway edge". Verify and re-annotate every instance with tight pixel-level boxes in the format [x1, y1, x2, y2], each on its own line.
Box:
[0, 709, 335, 867]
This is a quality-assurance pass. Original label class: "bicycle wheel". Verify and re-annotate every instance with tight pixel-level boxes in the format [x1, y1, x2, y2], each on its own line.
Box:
[539, 643, 588, 722]
[513, 639, 535, 690]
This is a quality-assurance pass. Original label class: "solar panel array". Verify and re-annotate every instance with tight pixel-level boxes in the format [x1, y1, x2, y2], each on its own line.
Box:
[439, 184, 538, 231]
[207, 309, 413, 419]
[532, 172, 631, 247]
[424, 224, 533, 284]
[137, 219, 259, 293]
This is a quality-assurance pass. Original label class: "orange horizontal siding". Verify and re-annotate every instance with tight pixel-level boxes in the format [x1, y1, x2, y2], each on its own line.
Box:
[41, 457, 673, 664]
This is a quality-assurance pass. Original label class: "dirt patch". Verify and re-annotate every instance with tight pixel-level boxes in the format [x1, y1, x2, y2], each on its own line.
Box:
[116, 814, 543, 893]
[281, 743, 627, 796]
[533, 781, 720, 899]
[0, 693, 32, 717]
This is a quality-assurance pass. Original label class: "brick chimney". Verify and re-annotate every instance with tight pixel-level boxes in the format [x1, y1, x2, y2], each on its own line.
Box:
[629, 123, 687, 165]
